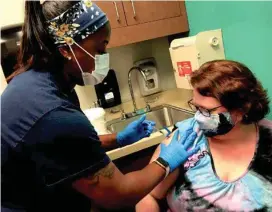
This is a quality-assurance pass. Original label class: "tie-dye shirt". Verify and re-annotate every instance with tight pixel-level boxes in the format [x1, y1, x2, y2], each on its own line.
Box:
[167, 121, 272, 212]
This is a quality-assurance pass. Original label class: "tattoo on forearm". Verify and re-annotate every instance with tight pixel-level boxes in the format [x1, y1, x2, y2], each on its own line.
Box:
[87, 163, 115, 185]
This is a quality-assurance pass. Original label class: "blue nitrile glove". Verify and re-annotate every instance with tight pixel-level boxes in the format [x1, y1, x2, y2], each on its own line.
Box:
[176, 118, 204, 148]
[159, 128, 200, 172]
[117, 115, 156, 147]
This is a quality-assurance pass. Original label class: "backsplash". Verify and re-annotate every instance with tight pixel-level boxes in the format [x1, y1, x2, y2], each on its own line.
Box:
[75, 37, 176, 110]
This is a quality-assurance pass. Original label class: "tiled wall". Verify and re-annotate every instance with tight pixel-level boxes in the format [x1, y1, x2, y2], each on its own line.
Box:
[76, 37, 177, 110]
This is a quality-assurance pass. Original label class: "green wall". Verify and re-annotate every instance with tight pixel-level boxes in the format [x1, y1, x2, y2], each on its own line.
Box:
[186, 1, 272, 120]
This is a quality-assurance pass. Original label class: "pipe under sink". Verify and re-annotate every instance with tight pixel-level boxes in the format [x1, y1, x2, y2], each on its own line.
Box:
[106, 105, 194, 134]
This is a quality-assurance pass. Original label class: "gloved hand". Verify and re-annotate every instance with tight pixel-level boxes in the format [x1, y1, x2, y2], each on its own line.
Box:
[176, 117, 204, 148]
[117, 115, 156, 147]
[159, 127, 200, 172]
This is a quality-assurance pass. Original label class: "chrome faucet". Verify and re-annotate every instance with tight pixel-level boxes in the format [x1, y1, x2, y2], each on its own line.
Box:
[125, 66, 151, 118]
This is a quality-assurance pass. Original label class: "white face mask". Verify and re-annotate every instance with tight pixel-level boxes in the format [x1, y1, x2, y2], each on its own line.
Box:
[82, 53, 110, 85]
[68, 41, 110, 86]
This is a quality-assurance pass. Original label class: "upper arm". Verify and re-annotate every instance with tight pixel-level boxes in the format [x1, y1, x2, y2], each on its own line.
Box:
[149, 130, 180, 199]
[72, 133, 183, 208]
[28, 107, 130, 209]
[72, 162, 128, 209]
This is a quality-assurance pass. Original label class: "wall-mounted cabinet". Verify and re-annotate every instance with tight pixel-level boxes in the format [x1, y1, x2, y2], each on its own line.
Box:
[96, 2, 127, 29]
[122, 1, 182, 26]
[96, 1, 189, 48]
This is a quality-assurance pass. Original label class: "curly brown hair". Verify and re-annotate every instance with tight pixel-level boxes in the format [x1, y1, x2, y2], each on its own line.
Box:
[190, 60, 270, 124]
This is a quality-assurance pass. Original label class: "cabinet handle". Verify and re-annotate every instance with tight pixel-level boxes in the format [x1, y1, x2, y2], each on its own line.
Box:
[131, 0, 136, 19]
[113, 1, 120, 22]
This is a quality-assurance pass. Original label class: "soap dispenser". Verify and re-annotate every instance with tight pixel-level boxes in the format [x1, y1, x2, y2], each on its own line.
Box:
[134, 58, 161, 96]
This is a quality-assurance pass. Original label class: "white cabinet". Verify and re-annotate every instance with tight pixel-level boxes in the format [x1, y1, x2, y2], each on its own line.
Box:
[0, 0, 25, 29]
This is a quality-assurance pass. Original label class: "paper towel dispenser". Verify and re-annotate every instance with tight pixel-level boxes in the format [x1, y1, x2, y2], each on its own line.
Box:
[169, 29, 225, 89]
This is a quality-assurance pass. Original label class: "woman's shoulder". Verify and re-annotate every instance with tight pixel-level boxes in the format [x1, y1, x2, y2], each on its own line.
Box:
[4, 69, 57, 96]
[24, 105, 98, 145]
[250, 119, 272, 181]
[40, 106, 94, 134]
[258, 119, 272, 150]
[10, 68, 50, 81]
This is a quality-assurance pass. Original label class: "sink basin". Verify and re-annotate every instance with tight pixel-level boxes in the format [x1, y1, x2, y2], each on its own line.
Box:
[106, 105, 194, 133]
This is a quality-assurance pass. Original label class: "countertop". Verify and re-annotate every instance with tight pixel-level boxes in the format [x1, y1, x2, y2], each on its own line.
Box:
[106, 88, 193, 160]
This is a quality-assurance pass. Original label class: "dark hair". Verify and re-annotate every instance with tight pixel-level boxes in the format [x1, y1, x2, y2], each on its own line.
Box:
[7, 1, 78, 82]
[190, 60, 270, 124]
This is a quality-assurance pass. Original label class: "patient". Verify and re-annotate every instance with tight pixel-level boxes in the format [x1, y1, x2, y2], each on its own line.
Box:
[136, 60, 272, 211]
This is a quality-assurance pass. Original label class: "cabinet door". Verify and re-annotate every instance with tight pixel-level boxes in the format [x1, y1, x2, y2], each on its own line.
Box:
[95, 1, 127, 29]
[122, 1, 182, 26]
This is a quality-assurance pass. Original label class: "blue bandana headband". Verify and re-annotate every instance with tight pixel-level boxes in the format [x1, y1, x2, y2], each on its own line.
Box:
[46, 0, 108, 47]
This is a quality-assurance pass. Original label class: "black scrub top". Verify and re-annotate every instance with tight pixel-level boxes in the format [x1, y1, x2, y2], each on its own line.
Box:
[1, 69, 110, 212]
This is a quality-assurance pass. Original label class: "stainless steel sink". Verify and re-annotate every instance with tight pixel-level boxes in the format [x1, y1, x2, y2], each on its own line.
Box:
[106, 105, 194, 133]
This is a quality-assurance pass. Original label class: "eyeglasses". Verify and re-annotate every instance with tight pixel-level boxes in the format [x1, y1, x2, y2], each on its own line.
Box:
[188, 99, 222, 117]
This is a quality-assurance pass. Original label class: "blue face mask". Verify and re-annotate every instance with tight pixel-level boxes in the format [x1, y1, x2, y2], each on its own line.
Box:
[194, 110, 235, 137]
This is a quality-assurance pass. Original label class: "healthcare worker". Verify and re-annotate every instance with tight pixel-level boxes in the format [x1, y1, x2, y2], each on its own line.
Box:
[1, 1, 199, 211]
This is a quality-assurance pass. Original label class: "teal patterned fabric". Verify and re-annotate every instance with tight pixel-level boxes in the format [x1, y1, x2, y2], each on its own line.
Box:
[167, 119, 272, 211]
